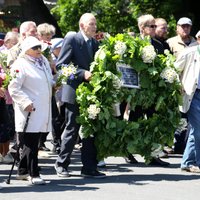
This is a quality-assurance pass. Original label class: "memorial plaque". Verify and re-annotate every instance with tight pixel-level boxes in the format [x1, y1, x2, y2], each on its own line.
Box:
[116, 63, 140, 88]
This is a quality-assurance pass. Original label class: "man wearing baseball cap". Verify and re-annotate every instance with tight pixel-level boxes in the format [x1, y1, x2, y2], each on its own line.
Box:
[167, 17, 196, 58]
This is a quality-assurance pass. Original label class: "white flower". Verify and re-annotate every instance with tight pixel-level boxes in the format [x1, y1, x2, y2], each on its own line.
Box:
[160, 67, 178, 83]
[94, 47, 106, 60]
[61, 64, 76, 77]
[87, 104, 101, 119]
[114, 41, 127, 55]
[141, 45, 156, 63]
[164, 49, 170, 55]
[57, 63, 77, 85]
[112, 74, 122, 89]
[105, 70, 122, 89]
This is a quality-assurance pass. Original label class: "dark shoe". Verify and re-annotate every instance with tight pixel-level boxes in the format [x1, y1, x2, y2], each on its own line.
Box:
[149, 157, 170, 166]
[39, 145, 50, 151]
[54, 164, 70, 177]
[124, 154, 139, 164]
[81, 169, 106, 179]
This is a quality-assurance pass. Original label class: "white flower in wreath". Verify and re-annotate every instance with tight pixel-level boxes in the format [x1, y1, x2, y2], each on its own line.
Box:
[94, 47, 106, 61]
[87, 104, 101, 119]
[164, 49, 170, 55]
[112, 74, 122, 89]
[141, 45, 156, 63]
[105, 70, 122, 89]
[114, 41, 127, 55]
[160, 67, 178, 83]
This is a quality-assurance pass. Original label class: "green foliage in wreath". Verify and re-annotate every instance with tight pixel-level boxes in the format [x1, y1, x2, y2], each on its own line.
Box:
[76, 33, 182, 162]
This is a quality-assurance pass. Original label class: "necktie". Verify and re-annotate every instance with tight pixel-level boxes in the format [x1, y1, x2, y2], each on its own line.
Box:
[87, 39, 93, 58]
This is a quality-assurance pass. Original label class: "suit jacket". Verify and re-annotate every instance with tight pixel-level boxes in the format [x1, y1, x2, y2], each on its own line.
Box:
[151, 38, 165, 55]
[56, 31, 99, 104]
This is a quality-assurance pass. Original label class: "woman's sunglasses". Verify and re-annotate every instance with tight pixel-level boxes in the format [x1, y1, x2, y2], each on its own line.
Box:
[145, 25, 157, 29]
[31, 45, 42, 51]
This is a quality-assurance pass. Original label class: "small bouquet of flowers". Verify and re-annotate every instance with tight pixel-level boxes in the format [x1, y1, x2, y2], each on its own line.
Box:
[56, 62, 77, 87]
[0, 51, 19, 89]
[0, 51, 11, 89]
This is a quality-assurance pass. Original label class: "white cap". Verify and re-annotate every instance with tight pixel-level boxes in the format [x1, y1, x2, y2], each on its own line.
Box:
[50, 38, 63, 51]
[21, 36, 48, 54]
[177, 17, 192, 26]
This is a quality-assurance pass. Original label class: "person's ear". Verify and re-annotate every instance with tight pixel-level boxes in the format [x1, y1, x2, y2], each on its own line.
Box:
[80, 23, 84, 30]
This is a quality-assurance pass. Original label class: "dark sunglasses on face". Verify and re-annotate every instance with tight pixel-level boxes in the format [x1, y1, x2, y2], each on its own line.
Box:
[145, 25, 157, 29]
[31, 45, 42, 51]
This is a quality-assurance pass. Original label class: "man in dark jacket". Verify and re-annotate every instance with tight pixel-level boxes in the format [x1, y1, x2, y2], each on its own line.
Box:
[54, 13, 106, 178]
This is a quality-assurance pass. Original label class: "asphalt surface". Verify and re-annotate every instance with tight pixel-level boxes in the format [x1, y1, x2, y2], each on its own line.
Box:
[1, 139, 200, 200]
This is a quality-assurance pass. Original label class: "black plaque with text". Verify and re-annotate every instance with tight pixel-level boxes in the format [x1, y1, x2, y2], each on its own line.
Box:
[117, 64, 140, 88]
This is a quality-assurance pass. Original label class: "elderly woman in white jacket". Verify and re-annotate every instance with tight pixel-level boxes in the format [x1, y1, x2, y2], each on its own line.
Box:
[8, 36, 53, 185]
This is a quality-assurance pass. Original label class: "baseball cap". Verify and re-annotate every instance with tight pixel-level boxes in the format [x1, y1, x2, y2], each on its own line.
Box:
[177, 17, 192, 26]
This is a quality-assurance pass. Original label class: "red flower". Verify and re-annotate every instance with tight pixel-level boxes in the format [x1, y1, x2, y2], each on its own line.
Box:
[43, 40, 52, 45]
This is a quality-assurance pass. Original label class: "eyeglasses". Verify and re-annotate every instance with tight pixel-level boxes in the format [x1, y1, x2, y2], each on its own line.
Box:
[145, 25, 157, 29]
[31, 45, 42, 51]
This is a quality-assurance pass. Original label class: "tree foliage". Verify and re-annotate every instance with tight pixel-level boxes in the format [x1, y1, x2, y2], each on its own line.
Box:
[51, 0, 187, 36]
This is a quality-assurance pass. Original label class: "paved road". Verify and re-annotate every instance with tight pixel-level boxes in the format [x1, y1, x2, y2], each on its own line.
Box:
[1, 140, 200, 200]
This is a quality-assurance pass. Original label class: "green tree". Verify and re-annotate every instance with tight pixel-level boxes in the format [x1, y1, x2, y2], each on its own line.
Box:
[51, 0, 200, 38]
[51, 0, 135, 35]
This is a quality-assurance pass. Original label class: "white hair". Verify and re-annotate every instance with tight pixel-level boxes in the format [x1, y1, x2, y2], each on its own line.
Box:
[19, 21, 36, 36]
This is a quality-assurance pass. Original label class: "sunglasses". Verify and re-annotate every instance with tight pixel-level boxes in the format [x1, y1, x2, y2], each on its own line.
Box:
[145, 25, 157, 29]
[31, 45, 42, 51]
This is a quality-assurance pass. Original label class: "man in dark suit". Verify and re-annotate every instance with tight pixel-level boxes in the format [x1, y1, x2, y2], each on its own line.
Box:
[54, 13, 106, 178]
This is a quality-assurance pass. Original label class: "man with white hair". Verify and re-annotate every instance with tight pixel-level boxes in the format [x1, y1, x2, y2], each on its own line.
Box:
[54, 13, 106, 178]
[7, 21, 37, 66]
[167, 17, 197, 155]
[167, 17, 196, 58]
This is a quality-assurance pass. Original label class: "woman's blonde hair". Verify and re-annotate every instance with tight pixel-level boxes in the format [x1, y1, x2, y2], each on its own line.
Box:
[37, 23, 56, 36]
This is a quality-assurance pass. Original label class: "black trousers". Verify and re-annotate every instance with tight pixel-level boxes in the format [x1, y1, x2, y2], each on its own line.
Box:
[18, 132, 40, 177]
[56, 103, 97, 171]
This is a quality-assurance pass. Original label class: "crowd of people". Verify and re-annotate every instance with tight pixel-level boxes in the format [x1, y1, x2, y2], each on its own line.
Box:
[1, 12, 200, 188]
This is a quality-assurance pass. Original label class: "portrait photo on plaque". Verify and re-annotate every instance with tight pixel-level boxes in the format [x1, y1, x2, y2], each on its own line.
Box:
[116, 62, 140, 88]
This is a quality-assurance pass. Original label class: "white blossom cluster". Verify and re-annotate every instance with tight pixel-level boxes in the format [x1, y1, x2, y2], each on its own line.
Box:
[160, 67, 178, 83]
[87, 104, 101, 119]
[141, 45, 156, 63]
[62, 64, 76, 77]
[94, 48, 106, 60]
[114, 41, 127, 55]
[112, 74, 122, 89]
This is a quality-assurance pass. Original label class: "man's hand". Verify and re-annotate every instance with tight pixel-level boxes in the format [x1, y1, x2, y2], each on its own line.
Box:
[84, 70, 92, 81]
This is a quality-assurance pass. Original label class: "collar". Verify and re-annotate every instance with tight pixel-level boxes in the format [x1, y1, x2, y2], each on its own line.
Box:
[80, 30, 91, 42]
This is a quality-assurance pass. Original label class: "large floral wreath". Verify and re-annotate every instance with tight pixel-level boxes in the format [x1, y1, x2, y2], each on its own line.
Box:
[76, 33, 182, 162]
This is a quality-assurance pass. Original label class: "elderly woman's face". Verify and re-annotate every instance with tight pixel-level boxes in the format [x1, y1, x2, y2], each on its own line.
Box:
[142, 20, 156, 38]
[38, 33, 53, 42]
[26, 45, 42, 58]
